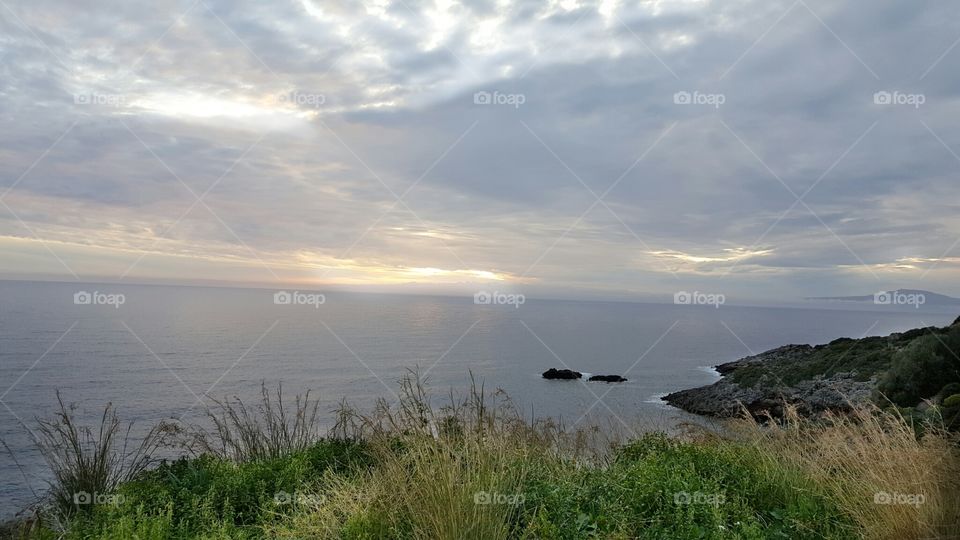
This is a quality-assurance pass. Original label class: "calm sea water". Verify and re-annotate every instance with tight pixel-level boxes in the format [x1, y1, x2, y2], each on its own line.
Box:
[1, 280, 955, 516]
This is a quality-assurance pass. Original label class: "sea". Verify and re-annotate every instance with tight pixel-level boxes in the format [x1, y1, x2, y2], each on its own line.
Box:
[1, 279, 956, 517]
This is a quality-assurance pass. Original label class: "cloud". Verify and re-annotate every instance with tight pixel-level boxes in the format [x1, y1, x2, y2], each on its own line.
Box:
[1, 0, 959, 300]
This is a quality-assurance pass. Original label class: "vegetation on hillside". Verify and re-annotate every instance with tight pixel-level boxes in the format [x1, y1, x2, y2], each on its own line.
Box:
[3, 373, 959, 539]
[727, 320, 960, 422]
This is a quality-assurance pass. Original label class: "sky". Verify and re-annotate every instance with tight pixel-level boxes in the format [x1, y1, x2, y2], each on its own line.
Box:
[1, 0, 959, 302]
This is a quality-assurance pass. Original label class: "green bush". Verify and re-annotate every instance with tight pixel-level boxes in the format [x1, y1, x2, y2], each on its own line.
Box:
[944, 394, 960, 409]
[876, 327, 960, 406]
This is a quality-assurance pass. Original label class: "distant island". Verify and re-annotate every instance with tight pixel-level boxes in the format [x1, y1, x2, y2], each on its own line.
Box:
[806, 288, 960, 305]
[664, 315, 960, 424]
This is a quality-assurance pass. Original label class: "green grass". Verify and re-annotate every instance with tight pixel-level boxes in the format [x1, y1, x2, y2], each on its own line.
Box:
[9, 372, 960, 539]
[514, 435, 852, 539]
[36, 435, 850, 539]
[51, 440, 373, 539]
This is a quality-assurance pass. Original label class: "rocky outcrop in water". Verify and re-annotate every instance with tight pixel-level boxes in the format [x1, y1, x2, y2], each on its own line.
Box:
[662, 344, 875, 419]
[588, 375, 627, 383]
[542, 368, 582, 380]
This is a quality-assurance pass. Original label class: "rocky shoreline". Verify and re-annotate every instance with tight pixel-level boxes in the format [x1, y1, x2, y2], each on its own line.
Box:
[662, 344, 876, 419]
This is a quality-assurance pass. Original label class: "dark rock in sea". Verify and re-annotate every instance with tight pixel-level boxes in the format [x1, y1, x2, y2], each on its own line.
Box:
[588, 375, 627, 383]
[542, 368, 582, 380]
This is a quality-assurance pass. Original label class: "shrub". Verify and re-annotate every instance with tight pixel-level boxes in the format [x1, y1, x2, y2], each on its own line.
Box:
[28, 392, 175, 518]
[876, 328, 960, 406]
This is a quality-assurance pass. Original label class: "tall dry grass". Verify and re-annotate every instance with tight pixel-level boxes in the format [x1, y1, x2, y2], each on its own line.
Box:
[739, 405, 960, 540]
[31, 392, 173, 518]
[272, 372, 580, 539]
[184, 382, 323, 462]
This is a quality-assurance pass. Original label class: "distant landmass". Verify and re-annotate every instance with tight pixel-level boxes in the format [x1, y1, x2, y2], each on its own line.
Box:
[806, 289, 960, 305]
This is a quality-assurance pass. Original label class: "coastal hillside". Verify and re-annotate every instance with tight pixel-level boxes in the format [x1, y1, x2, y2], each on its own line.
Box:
[5, 375, 960, 539]
[664, 316, 960, 423]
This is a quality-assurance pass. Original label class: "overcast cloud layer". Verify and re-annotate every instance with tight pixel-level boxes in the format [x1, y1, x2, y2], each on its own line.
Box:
[1, 0, 959, 301]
